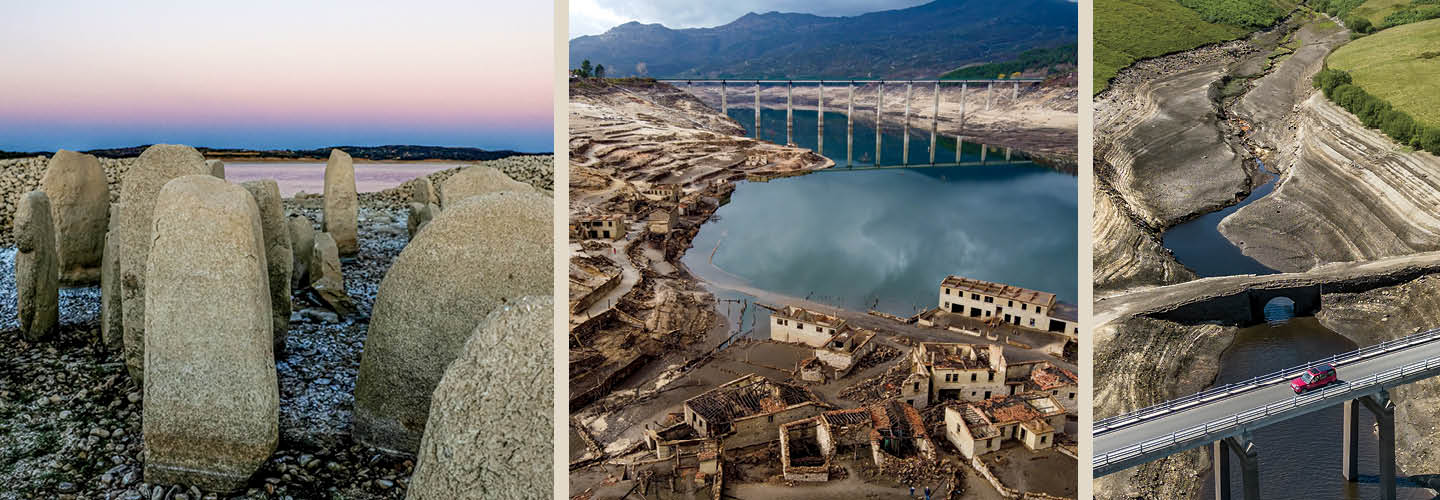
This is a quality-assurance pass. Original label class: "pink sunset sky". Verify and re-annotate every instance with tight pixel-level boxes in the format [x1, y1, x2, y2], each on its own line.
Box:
[0, 1, 554, 152]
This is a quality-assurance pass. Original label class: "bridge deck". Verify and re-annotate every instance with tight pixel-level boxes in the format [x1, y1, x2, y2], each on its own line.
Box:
[1093, 328, 1440, 477]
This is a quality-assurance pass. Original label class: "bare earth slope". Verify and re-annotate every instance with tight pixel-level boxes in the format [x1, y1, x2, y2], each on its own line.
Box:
[1220, 93, 1440, 271]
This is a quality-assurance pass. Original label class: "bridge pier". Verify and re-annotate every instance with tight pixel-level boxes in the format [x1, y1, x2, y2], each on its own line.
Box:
[720, 81, 726, 115]
[903, 82, 912, 165]
[846, 83, 854, 167]
[1354, 391, 1397, 500]
[929, 81, 939, 164]
[1013, 81, 1019, 101]
[754, 82, 761, 139]
[956, 136, 963, 163]
[980, 145, 987, 164]
[1005, 147, 1012, 162]
[786, 81, 793, 146]
[817, 82, 824, 155]
[1342, 399, 1360, 481]
[959, 82, 968, 135]
[1213, 435, 1260, 500]
[875, 83, 884, 163]
[986, 81, 993, 110]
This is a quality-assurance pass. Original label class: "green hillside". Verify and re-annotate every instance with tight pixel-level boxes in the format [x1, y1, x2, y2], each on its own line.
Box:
[1328, 17, 1440, 128]
[1095, 0, 1298, 93]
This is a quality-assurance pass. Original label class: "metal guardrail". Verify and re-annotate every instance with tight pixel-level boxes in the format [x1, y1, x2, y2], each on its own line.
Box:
[1094, 326, 1440, 435]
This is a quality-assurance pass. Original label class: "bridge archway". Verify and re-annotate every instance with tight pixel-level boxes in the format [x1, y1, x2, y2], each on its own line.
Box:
[1262, 297, 1296, 324]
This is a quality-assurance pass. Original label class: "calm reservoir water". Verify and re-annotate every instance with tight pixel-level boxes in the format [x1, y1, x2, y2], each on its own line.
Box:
[223, 162, 460, 197]
[1199, 317, 1430, 500]
[682, 108, 1077, 321]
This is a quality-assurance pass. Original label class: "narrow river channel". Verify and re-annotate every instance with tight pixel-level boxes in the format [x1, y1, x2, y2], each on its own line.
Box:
[1162, 159, 1280, 277]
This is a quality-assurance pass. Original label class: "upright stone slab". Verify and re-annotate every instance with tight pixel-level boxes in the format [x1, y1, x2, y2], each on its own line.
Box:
[41, 149, 109, 285]
[118, 144, 210, 382]
[322, 149, 358, 256]
[309, 232, 356, 317]
[143, 175, 277, 492]
[437, 166, 532, 208]
[411, 176, 436, 206]
[101, 205, 122, 351]
[408, 296, 553, 500]
[406, 202, 438, 238]
[242, 180, 293, 354]
[15, 190, 59, 341]
[207, 159, 226, 179]
[354, 192, 552, 453]
[287, 215, 315, 289]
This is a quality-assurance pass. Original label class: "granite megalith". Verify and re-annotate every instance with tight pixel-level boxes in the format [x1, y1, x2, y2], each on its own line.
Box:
[118, 144, 210, 383]
[41, 149, 110, 284]
[101, 205, 122, 351]
[353, 191, 552, 453]
[142, 175, 277, 492]
[322, 149, 358, 256]
[406, 202, 439, 238]
[207, 159, 226, 179]
[437, 166, 532, 208]
[309, 232, 356, 317]
[411, 176, 436, 206]
[15, 190, 59, 341]
[242, 180, 293, 354]
[288, 215, 316, 289]
[408, 296, 553, 500]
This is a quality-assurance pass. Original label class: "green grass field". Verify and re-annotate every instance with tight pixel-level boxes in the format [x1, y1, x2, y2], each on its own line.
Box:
[1328, 18, 1440, 127]
[1095, 0, 1299, 93]
[1351, 0, 1413, 25]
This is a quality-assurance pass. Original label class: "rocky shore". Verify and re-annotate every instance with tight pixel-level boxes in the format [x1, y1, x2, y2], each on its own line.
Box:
[0, 156, 553, 499]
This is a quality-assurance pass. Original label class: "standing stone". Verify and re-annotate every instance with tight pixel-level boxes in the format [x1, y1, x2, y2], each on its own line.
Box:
[354, 192, 551, 453]
[322, 149, 358, 257]
[101, 205, 122, 351]
[309, 232, 356, 317]
[287, 215, 315, 289]
[408, 296, 553, 500]
[41, 149, 110, 285]
[118, 144, 210, 383]
[15, 190, 59, 341]
[438, 166, 532, 208]
[143, 175, 276, 492]
[241, 180, 293, 354]
[406, 202, 439, 238]
[411, 176, 436, 206]
[207, 159, 225, 179]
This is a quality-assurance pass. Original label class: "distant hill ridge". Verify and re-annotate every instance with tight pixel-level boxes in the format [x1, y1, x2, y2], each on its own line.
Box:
[570, 0, 1077, 79]
[0, 145, 547, 161]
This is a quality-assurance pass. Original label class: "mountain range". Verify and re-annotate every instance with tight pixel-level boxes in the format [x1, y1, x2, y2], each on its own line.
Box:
[569, 0, 1077, 79]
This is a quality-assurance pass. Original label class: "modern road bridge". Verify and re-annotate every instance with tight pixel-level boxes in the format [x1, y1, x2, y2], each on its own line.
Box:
[658, 78, 1043, 168]
[1093, 327, 1440, 500]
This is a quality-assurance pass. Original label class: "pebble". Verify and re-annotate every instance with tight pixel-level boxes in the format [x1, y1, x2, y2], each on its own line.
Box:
[57, 481, 77, 493]
[127, 392, 141, 403]
[90, 427, 110, 438]
[375, 478, 394, 489]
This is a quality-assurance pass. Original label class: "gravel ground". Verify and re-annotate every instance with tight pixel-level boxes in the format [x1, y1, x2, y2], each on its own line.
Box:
[0, 156, 554, 499]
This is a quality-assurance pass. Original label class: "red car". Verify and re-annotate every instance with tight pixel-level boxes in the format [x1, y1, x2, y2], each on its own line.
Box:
[1290, 364, 1338, 394]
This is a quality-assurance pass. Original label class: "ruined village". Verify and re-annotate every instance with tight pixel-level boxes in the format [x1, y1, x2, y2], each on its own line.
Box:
[569, 81, 1080, 500]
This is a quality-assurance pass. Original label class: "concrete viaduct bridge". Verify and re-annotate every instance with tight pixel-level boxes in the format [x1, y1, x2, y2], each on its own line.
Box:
[658, 78, 1043, 168]
[1093, 327, 1440, 500]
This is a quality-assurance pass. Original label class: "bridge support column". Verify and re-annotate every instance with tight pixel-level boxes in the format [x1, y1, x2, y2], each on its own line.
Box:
[786, 81, 793, 146]
[986, 81, 993, 110]
[817, 82, 824, 155]
[720, 81, 726, 115]
[1005, 147, 1012, 162]
[1228, 435, 1261, 500]
[1360, 391, 1397, 500]
[1342, 399, 1360, 481]
[754, 82, 761, 140]
[959, 82, 968, 135]
[903, 82, 912, 165]
[1013, 80, 1019, 101]
[956, 136, 963, 163]
[846, 83, 854, 167]
[930, 81, 940, 164]
[1212, 440, 1231, 500]
[980, 145, 987, 164]
[875, 83, 884, 163]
